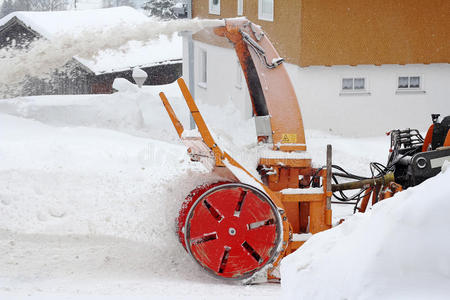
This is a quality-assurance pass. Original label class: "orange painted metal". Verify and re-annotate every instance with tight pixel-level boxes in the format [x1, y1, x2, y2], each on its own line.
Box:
[215, 19, 307, 152]
[358, 188, 373, 213]
[282, 193, 325, 203]
[177, 78, 225, 167]
[215, 20, 322, 242]
[285, 241, 306, 255]
[444, 130, 450, 147]
[161, 19, 332, 281]
[259, 158, 312, 168]
[380, 182, 403, 200]
[360, 180, 405, 211]
[172, 78, 292, 274]
[165, 77, 330, 279]
[159, 92, 184, 138]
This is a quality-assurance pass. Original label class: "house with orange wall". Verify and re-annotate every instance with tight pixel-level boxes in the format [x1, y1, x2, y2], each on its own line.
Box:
[182, 0, 449, 136]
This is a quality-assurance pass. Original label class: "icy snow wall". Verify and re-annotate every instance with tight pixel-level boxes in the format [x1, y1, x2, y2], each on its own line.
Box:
[281, 163, 450, 300]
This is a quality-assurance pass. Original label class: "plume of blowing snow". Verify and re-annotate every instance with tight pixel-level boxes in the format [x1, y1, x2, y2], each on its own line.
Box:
[0, 18, 223, 88]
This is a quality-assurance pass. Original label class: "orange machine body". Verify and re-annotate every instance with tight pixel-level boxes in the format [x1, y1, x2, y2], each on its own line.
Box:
[215, 19, 333, 255]
[215, 19, 307, 152]
[159, 18, 332, 281]
[159, 18, 448, 282]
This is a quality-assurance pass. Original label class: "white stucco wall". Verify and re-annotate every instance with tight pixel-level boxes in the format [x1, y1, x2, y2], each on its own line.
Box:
[287, 63, 450, 136]
[184, 40, 253, 119]
[184, 40, 450, 136]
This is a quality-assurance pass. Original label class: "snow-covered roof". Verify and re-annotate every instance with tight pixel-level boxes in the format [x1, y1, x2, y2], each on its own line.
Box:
[0, 7, 182, 74]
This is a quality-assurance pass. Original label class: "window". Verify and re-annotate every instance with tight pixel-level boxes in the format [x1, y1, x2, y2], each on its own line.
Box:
[209, 0, 220, 15]
[236, 61, 243, 89]
[340, 77, 370, 95]
[237, 0, 243, 16]
[258, 0, 273, 21]
[396, 76, 424, 93]
[198, 49, 207, 88]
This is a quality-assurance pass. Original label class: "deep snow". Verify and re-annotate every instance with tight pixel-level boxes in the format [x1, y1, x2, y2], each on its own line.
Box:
[0, 83, 279, 299]
[0, 80, 446, 299]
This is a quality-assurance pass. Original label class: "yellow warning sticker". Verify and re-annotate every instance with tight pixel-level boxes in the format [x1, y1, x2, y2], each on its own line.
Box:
[281, 133, 297, 144]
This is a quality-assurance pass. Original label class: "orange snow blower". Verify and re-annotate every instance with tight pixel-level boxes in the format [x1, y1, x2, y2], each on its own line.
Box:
[159, 18, 332, 282]
[158, 18, 450, 282]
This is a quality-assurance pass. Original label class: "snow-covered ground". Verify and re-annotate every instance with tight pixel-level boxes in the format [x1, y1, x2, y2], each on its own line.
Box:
[0, 82, 281, 299]
[0, 80, 447, 299]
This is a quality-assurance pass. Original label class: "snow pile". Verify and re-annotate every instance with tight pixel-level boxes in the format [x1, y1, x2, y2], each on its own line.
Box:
[77, 34, 182, 74]
[0, 81, 194, 142]
[0, 82, 424, 298]
[0, 113, 239, 298]
[0, 93, 146, 132]
[281, 164, 450, 300]
[0, 84, 279, 298]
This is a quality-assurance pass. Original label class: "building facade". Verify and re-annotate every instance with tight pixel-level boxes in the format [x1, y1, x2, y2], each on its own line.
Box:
[183, 0, 450, 136]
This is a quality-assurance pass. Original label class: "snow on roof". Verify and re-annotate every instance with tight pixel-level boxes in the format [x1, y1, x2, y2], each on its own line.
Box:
[0, 7, 182, 74]
[76, 34, 181, 75]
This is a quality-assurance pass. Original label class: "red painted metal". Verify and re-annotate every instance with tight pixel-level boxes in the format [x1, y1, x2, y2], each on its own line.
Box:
[183, 184, 280, 279]
[177, 182, 228, 249]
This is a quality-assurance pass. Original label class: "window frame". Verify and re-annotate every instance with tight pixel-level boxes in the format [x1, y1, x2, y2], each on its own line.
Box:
[209, 0, 220, 15]
[339, 76, 370, 96]
[237, 0, 243, 16]
[396, 75, 425, 94]
[198, 48, 207, 89]
[258, 0, 274, 22]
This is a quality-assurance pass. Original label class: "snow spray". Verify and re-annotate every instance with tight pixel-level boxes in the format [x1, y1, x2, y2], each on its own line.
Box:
[0, 18, 224, 93]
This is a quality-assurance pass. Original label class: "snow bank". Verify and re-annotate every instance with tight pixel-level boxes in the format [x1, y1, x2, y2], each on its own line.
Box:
[0, 93, 146, 135]
[0, 84, 283, 298]
[0, 81, 191, 142]
[0, 84, 403, 298]
[281, 164, 450, 300]
[0, 79, 264, 236]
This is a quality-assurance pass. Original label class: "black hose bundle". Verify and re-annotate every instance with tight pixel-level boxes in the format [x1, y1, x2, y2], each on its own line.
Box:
[331, 162, 391, 213]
